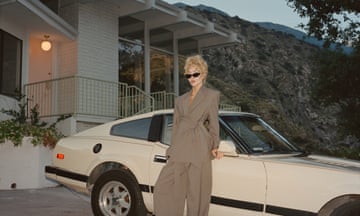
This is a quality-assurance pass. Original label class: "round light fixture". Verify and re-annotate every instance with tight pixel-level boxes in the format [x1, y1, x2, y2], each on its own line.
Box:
[41, 35, 52, 51]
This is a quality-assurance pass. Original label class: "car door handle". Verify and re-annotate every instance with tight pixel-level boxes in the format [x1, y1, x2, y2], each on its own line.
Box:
[154, 155, 168, 163]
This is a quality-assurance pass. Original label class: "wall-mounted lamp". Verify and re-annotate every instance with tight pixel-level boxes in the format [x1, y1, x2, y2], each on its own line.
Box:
[41, 35, 52, 51]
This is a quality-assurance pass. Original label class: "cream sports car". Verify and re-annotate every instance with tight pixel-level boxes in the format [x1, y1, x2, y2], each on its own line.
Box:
[45, 110, 360, 216]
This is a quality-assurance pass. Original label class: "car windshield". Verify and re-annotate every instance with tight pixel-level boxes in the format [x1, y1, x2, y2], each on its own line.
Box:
[220, 115, 302, 154]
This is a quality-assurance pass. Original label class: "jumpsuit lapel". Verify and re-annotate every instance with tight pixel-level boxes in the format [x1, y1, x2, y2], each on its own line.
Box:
[183, 92, 190, 114]
[189, 87, 205, 113]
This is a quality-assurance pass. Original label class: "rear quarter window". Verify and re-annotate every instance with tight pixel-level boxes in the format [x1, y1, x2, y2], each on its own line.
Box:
[110, 117, 152, 140]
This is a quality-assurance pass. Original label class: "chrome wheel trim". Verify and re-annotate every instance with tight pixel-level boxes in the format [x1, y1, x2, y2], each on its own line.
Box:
[98, 180, 131, 216]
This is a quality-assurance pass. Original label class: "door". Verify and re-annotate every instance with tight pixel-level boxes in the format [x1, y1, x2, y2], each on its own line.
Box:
[210, 126, 267, 215]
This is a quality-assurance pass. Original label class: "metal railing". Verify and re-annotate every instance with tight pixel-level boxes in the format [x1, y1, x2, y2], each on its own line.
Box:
[220, 103, 242, 112]
[24, 76, 241, 120]
[151, 91, 176, 110]
[24, 76, 154, 119]
[120, 86, 154, 117]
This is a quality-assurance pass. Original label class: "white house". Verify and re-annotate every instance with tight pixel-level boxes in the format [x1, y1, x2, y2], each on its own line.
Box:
[0, 0, 240, 135]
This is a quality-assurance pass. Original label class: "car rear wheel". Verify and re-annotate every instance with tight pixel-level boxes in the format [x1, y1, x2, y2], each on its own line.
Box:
[91, 169, 147, 216]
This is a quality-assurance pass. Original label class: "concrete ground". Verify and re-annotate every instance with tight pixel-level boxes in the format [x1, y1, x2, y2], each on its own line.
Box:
[0, 186, 93, 216]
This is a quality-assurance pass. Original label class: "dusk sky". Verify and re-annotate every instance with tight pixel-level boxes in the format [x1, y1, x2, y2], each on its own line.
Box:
[165, 0, 308, 31]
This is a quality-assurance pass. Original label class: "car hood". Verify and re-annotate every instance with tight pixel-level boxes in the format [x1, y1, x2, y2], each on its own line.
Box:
[263, 154, 360, 173]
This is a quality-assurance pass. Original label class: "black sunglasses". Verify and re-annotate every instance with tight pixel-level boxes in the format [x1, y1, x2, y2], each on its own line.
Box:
[185, 72, 201, 79]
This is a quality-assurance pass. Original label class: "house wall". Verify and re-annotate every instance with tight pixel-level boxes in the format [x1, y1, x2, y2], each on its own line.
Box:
[28, 37, 53, 83]
[77, 1, 118, 82]
[74, 1, 120, 120]
[58, 0, 79, 78]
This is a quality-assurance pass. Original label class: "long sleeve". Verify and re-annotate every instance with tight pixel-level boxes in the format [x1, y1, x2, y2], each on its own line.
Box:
[172, 98, 180, 135]
[208, 91, 220, 149]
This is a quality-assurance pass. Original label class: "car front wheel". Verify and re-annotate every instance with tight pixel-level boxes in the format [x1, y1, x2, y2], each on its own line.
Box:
[330, 199, 360, 216]
[91, 169, 147, 216]
[318, 196, 360, 216]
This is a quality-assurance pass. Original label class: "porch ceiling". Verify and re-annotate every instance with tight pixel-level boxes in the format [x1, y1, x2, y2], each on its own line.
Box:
[112, 0, 241, 50]
[0, 0, 77, 42]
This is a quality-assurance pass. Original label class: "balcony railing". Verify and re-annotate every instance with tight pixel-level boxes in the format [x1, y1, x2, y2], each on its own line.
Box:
[219, 103, 242, 112]
[24, 76, 154, 119]
[24, 76, 241, 120]
[151, 91, 176, 110]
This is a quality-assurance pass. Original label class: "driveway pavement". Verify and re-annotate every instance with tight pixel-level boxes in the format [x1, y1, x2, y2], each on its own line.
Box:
[0, 186, 93, 216]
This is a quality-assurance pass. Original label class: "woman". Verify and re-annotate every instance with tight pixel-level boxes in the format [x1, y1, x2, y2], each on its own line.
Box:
[154, 55, 223, 216]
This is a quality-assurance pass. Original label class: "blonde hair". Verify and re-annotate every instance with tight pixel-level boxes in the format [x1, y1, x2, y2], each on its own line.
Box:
[184, 55, 208, 81]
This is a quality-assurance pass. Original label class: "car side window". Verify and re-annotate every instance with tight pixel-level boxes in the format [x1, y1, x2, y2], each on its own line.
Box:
[220, 125, 234, 142]
[161, 115, 173, 145]
[110, 117, 152, 140]
[161, 114, 237, 148]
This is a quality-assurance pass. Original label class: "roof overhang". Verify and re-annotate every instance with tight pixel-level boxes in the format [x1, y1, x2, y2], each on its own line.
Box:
[0, 0, 77, 41]
[111, 0, 241, 51]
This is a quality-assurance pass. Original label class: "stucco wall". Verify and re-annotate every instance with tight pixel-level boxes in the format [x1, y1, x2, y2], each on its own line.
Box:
[0, 138, 57, 189]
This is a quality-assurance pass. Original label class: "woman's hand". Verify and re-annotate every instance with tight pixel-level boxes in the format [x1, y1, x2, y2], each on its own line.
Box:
[211, 148, 224, 159]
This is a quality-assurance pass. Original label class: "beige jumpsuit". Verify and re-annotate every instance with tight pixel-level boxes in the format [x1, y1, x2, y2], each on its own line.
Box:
[154, 86, 220, 216]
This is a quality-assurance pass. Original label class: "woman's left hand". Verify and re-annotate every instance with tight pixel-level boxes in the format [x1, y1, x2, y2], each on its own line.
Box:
[212, 148, 224, 159]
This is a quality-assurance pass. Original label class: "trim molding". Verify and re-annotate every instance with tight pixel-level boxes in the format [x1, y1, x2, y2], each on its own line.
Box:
[45, 166, 88, 182]
[46, 167, 317, 215]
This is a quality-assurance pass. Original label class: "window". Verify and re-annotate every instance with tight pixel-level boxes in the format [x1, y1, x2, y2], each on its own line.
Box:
[119, 16, 145, 89]
[221, 115, 300, 154]
[161, 115, 173, 145]
[110, 117, 152, 140]
[0, 30, 22, 97]
[119, 40, 144, 89]
[150, 50, 173, 92]
[118, 16, 177, 93]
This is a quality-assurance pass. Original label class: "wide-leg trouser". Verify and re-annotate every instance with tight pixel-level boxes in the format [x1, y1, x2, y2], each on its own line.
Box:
[153, 160, 212, 216]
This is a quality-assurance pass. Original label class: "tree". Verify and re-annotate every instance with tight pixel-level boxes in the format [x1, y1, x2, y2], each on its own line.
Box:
[286, 0, 360, 48]
[312, 48, 360, 138]
[287, 1, 360, 139]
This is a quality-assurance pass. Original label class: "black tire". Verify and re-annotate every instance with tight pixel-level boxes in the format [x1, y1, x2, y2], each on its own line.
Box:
[330, 199, 360, 216]
[91, 169, 147, 216]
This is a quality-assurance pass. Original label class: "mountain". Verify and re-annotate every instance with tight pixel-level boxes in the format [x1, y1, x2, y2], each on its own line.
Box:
[256, 22, 353, 54]
[174, 2, 229, 17]
[172, 3, 360, 159]
[174, 3, 352, 54]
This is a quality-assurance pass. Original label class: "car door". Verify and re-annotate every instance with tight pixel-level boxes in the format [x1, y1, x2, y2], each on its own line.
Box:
[147, 114, 172, 213]
[211, 156, 267, 216]
[210, 126, 267, 216]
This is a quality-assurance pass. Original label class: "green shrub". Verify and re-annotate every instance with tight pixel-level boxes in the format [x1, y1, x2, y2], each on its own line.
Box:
[0, 94, 70, 148]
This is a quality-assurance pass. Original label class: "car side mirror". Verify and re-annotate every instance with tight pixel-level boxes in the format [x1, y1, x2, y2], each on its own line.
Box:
[218, 140, 238, 157]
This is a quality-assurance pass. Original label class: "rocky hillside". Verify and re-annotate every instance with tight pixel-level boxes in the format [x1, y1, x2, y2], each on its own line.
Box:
[178, 5, 360, 158]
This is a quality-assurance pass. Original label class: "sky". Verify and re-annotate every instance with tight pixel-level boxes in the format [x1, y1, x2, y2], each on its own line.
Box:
[164, 0, 307, 31]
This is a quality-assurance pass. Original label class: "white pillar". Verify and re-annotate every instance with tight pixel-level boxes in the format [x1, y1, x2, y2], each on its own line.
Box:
[173, 36, 179, 96]
[144, 22, 151, 94]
